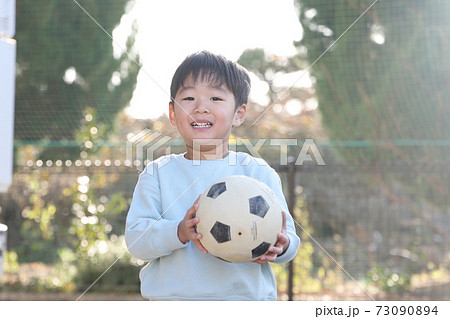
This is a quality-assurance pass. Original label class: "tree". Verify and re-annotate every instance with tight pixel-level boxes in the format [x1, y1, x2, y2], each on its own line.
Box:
[295, 0, 450, 163]
[292, 0, 450, 287]
[237, 49, 327, 140]
[14, 0, 139, 159]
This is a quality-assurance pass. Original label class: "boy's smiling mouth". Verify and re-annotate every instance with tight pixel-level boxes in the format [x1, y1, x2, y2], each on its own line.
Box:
[191, 122, 213, 128]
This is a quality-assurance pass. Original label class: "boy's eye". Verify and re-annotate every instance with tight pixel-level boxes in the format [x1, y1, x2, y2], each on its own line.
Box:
[211, 97, 223, 101]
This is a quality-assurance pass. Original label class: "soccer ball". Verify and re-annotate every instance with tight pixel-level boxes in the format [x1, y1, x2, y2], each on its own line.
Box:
[195, 175, 282, 263]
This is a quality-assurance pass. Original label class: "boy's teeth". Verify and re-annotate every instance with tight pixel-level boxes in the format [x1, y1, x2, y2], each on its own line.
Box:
[192, 123, 212, 127]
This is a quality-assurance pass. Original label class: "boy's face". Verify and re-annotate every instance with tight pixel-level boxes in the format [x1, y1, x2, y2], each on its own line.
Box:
[169, 75, 246, 159]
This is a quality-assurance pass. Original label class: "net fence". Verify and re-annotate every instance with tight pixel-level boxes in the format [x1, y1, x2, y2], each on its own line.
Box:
[2, 0, 450, 300]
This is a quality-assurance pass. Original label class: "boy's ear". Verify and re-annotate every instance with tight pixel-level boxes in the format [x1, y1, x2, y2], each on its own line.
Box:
[169, 102, 176, 127]
[232, 104, 247, 128]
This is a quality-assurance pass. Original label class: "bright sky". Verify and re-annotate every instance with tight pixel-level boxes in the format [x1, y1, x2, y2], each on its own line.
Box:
[115, 0, 303, 119]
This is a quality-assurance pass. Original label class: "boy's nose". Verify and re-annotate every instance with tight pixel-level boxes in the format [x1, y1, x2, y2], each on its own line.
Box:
[194, 100, 210, 114]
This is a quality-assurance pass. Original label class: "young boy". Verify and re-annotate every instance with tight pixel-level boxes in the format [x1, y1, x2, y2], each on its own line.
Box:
[125, 51, 300, 300]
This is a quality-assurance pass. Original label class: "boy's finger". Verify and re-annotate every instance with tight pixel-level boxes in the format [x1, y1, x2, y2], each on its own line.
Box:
[252, 259, 265, 264]
[187, 195, 202, 218]
[186, 203, 199, 218]
[192, 194, 201, 209]
[267, 244, 282, 256]
[186, 217, 199, 228]
[193, 238, 208, 254]
[253, 253, 275, 264]
[276, 232, 289, 245]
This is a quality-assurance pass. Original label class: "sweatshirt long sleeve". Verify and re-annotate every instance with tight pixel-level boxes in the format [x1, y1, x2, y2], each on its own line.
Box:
[125, 152, 300, 300]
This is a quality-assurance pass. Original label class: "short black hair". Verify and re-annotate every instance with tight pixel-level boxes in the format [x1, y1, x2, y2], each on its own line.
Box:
[170, 51, 251, 109]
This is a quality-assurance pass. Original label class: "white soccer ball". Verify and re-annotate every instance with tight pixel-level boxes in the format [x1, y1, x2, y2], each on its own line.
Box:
[196, 175, 283, 263]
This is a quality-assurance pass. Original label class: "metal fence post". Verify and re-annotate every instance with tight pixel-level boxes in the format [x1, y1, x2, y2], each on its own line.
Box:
[287, 160, 297, 301]
[0, 223, 7, 276]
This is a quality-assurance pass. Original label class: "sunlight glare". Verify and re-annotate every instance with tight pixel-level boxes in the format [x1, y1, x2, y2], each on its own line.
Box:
[285, 99, 303, 116]
[370, 24, 386, 45]
[63, 67, 77, 84]
[119, 0, 303, 119]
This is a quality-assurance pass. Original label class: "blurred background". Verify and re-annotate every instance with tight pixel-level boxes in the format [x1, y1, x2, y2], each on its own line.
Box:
[0, 0, 449, 300]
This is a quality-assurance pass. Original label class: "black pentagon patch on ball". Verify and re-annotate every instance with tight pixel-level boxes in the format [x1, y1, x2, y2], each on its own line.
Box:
[248, 195, 270, 218]
[251, 242, 271, 258]
[210, 221, 231, 243]
[207, 182, 227, 199]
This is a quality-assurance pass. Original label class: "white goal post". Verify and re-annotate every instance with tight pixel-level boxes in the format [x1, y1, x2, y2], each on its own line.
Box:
[0, 38, 15, 193]
[0, 0, 15, 193]
[0, 0, 15, 38]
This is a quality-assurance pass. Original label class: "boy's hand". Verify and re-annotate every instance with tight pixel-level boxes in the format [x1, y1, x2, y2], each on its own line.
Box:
[177, 195, 208, 254]
[252, 211, 290, 264]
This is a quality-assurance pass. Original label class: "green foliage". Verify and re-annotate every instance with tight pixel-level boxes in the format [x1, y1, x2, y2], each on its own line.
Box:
[295, 0, 450, 163]
[22, 182, 57, 241]
[67, 174, 127, 263]
[75, 107, 110, 156]
[367, 264, 411, 294]
[10, 109, 136, 292]
[73, 236, 141, 293]
[292, 1, 450, 298]
[8, 0, 142, 294]
[291, 194, 320, 292]
[17, 171, 63, 263]
[11, 167, 136, 292]
[65, 168, 138, 293]
[62, 108, 121, 261]
[3, 251, 20, 274]
[237, 48, 324, 140]
[272, 194, 324, 294]
[14, 0, 139, 160]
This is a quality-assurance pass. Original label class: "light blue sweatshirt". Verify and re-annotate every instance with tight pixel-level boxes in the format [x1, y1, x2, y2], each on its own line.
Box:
[125, 152, 300, 300]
